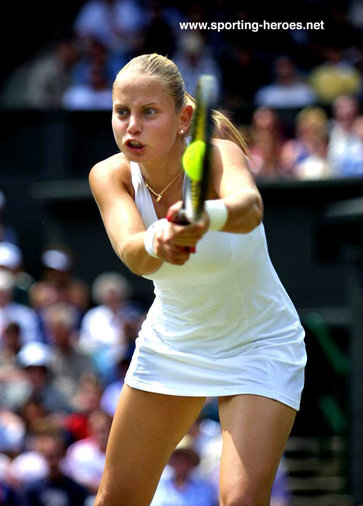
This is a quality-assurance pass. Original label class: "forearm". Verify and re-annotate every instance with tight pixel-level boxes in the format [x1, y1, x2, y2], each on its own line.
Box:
[220, 188, 263, 234]
[118, 231, 163, 276]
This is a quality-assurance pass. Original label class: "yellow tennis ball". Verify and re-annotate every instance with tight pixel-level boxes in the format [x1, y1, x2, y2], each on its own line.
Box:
[182, 140, 206, 181]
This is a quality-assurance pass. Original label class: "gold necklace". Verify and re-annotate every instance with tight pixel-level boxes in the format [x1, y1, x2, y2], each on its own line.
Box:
[145, 168, 183, 202]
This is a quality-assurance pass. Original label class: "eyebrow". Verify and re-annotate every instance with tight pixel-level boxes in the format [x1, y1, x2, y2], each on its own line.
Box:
[113, 101, 159, 108]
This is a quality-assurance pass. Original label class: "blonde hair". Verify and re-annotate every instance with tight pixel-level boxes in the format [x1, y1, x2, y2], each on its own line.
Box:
[114, 53, 249, 155]
[296, 107, 328, 129]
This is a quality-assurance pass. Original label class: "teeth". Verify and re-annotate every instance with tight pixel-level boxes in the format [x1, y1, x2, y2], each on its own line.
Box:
[128, 140, 143, 148]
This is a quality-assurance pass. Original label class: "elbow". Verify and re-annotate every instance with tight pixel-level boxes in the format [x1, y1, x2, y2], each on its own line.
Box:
[253, 197, 264, 229]
[241, 194, 264, 233]
[244, 209, 262, 233]
[126, 261, 145, 277]
[118, 239, 161, 277]
[117, 245, 142, 276]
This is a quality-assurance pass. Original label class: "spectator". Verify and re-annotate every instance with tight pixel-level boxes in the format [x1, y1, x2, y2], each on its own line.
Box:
[328, 95, 363, 177]
[62, 64, 113, 110]
[21, 39, 79, 109]
[43, 303, 95, 401]
[0, 269, 39, 344]
[187, 417, 222, 496]
[100, 355, 131, 416]
[29, 245, 90, 328]
[174, 32, 221, 98]
[0, 191, 19, 245]
[0, 322, 22, 382]
[7, 441, 49, 492]
[1, 342, 73, 414]
[24, 430, 90, 506]
[280, 107, 331, 179]
[73, 0, 145, 57]
[151, 434, 217, 506]
[308, 46, 362, 104]
[0, 409, 25, 457]
[63, 409, 112, 497]
[18, 397, 49, 452]
[64, 375, 104, 443]
[0, 242, 33, 305]
[71, 38, 116, 87]
[248, 107, 287, 180]
[254, 55, 316, 109]
[61, 36, 121, 111]
[72, 374, 104, 416]
[79, 272, 142, 383]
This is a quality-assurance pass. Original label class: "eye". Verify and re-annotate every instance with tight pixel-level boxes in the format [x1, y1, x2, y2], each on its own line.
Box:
[116, 107, 129, 118]
[143, 107, 157, 116]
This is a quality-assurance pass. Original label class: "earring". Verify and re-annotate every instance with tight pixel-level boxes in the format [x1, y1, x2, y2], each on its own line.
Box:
[179, 129, 184, 135]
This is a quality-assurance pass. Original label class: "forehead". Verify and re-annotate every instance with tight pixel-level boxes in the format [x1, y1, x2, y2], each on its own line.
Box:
[113, 71, 173, 107]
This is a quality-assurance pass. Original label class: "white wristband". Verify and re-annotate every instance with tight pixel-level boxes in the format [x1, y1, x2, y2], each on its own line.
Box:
[144, 219, 168, 258]
[205, 200, 228, 230]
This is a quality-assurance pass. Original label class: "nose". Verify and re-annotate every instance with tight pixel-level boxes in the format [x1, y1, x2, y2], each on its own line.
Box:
[127, 114, 142, 134]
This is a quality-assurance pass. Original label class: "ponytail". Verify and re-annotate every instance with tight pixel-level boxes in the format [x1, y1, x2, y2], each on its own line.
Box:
[185, 92, 249, 156]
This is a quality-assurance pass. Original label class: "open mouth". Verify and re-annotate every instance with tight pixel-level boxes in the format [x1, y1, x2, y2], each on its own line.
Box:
[125, 139, 145, 150]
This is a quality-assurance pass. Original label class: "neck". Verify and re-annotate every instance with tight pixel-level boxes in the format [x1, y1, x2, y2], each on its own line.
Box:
[139, 137, 185, 191]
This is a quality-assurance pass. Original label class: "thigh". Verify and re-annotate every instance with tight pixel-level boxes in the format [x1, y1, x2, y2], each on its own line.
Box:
[95, 384, 206, 506]
[218, 394, 296, 506]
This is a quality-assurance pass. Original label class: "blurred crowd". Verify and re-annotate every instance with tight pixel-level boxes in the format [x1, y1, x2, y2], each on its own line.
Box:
[1, 3, 361, 504]
[1, 0, 362, 180]
[0, 190, 291, 505]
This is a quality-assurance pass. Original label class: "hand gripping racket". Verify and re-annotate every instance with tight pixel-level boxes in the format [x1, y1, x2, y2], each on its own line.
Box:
[177, 74, 217, 225]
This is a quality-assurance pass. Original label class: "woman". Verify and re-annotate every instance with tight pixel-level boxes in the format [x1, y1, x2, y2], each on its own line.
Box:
[90, 53, 306, 506]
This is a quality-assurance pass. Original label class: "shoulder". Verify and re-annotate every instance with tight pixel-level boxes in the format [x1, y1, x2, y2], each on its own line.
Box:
[211, 138, 249, 168]
[81, 305, 105, 324]
[7, 302, 36, 318]
[83, 304, 104, 317]
[89, 153, 133, 195]
[212, 138, 245, 154]
[66, 437, 95, 456]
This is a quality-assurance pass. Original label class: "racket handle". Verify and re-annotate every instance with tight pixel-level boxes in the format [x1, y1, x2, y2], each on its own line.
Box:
[170, 209, 189, 225]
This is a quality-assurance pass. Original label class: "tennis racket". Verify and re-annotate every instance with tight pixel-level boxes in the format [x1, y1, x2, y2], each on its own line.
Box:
[177, 74, 217, 225]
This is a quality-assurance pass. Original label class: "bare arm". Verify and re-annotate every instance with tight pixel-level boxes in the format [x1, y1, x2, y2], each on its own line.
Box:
[211, 139, 263, 233]
[89, 156, 204, 276]
[89, 156, 163, 276]
[167, 139, 263, 239]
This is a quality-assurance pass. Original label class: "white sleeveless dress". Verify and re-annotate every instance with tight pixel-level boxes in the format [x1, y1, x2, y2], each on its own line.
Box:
[124, 162, 307, 410]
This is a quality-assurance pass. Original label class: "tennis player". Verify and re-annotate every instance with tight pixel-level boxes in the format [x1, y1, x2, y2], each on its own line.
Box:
[91, 53, 307, 506]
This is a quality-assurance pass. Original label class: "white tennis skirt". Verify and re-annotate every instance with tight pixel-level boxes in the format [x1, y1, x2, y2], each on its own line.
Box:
[125, 320, 306, 411]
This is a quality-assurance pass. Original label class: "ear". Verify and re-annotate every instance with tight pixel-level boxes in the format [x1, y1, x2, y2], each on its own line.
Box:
[178, 104, 193, 135]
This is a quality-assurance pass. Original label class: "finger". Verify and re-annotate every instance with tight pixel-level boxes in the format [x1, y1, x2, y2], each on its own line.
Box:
[165, 249, 190, 265]
[166, 201, 183, 222]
